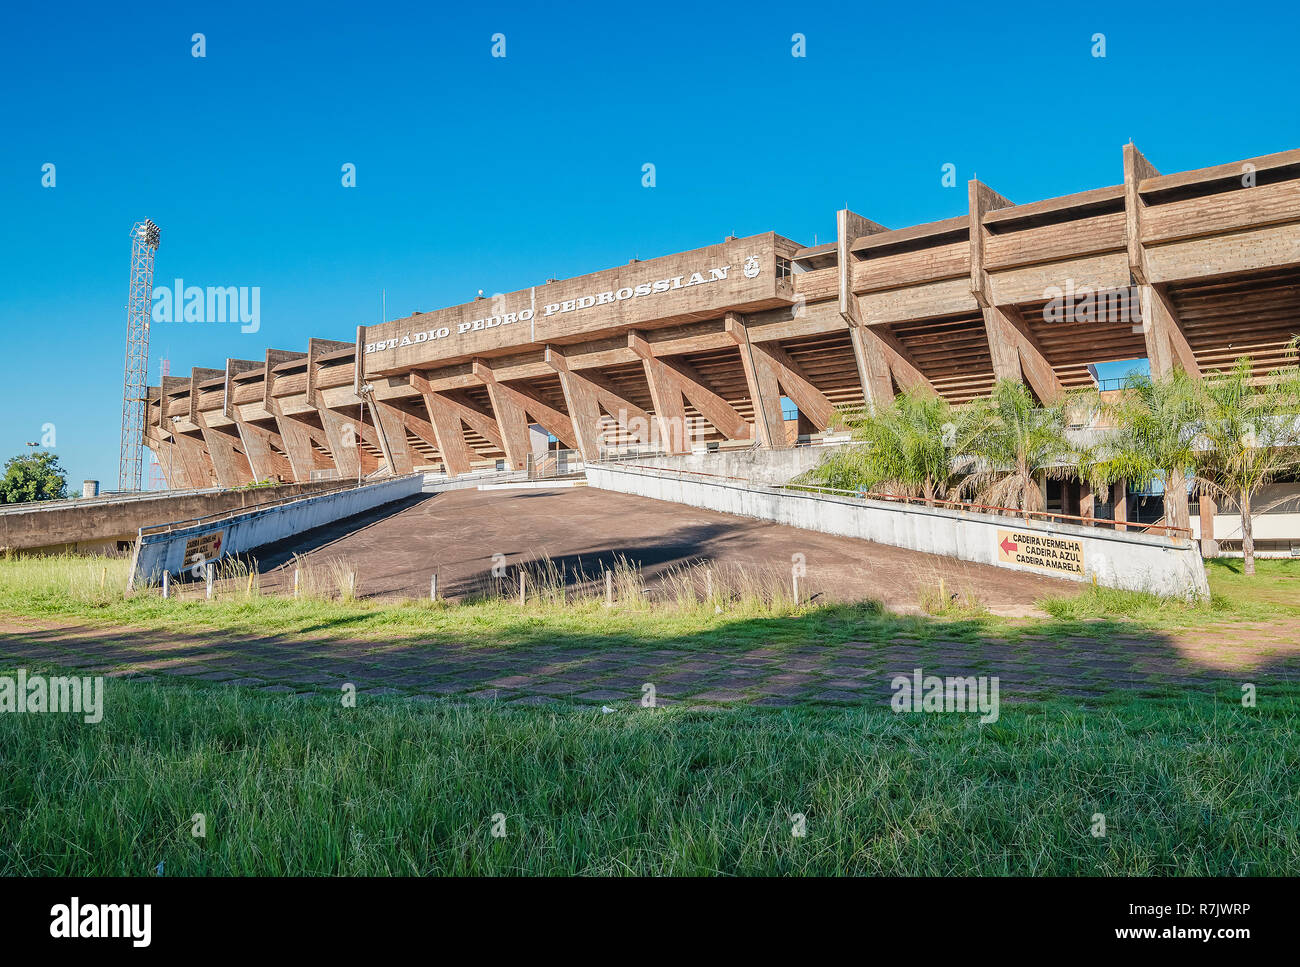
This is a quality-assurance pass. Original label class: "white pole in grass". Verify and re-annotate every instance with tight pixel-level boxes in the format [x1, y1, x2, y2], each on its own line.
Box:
[430, 572, 439, 601]
[791, 571, 799, 603]
[518, 570, 526, 606]
[605, 568, 613, 607]
[206, 562, 214, 600]
[161, 569, 170, 600]
[348, 570, 356, 597]
[293, 568, 300, 598]
[705, 568, 713, 601]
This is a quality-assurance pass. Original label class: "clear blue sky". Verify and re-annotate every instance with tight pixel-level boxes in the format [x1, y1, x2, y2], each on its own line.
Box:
[3, 0, 1297, 488]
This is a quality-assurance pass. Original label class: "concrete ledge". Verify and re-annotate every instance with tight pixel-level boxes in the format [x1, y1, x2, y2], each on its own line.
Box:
[1, 479, 353, 553]
[129, 474, 424, 588]
[422, 470, 529, 493]
[586, 463, 1210, 600]
[627, 444, 852, 486]
[476, 479, 586, 491]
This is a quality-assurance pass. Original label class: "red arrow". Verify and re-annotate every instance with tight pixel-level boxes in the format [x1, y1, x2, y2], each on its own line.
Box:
[1000, 537, 1018, 554]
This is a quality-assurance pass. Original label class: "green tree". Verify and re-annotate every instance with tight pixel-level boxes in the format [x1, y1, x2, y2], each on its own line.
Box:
[1, 451, 69, 503]
[1078, 368, 1203, 533]
[1194, 354, 1300, 575]
[960, 378, 1074, 513]
[807, 387, 962, 504]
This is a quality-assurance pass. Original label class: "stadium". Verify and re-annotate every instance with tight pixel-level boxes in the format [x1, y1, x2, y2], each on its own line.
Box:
[145, 143, 1300, 556]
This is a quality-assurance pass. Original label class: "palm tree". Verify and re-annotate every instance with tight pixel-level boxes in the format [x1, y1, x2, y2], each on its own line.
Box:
[960, 378, 1074, 513]
[807, 387, 962, 504]
[1077, 368, 1203, 533]
[1194, 353, 1300, 575]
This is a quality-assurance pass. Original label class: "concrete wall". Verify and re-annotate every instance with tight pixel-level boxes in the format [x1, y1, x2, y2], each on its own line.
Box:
[422, 469, 530, 492]
[1192, 512, 1300, 542]
[628, 443, 852, 487]
[130, 474, 424, 588]
[587, 463, 1210, 600]
[1, 479, 351, 553]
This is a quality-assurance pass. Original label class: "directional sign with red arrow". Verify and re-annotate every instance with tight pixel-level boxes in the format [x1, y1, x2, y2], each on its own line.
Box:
[996, 528, 1085, 575]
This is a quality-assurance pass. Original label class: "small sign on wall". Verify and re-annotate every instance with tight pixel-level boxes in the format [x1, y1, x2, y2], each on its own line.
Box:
[183, 530, 225, 567]
[996, 529, 1084, 576]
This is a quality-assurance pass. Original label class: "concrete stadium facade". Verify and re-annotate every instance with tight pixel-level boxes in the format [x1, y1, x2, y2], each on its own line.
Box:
[144, 143, 1300, 555]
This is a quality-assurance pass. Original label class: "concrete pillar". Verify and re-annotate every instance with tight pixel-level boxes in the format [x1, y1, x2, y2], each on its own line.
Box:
[1200, 493, 1219, 557]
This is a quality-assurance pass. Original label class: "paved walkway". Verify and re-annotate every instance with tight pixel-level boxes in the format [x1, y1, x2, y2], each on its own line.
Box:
[250, 487, 1075, 616]
[3, 616, 1297, 707]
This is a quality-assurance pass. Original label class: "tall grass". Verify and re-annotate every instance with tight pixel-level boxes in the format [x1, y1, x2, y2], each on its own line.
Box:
[2, 552, 1296, 646]
[282, 552, 807, 615]
[1, 676, 1295, 875]
[0, 552, 869, 650]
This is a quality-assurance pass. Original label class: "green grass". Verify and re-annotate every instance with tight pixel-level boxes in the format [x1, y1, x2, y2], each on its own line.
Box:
[2, 554, 1297, 652]
[1038, 559, 1300, 627]
[2, 555, 1298, 875]
[1, 674, 1296, 875]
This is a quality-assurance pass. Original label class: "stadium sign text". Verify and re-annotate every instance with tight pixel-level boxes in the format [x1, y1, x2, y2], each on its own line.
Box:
[365, 259, 756, 355]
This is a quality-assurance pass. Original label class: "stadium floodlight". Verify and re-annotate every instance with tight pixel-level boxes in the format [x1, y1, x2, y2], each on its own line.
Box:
[118, 219, 162, 491]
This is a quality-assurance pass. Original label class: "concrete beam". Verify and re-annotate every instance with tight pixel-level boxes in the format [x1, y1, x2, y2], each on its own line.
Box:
[1124, 143, 1161, 286]
[982, 304, 1066, 403]
[628, 330, 752, 447]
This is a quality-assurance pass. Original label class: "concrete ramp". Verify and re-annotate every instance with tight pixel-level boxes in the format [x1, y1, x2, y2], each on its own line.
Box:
[586, 463, 1210, 600]
[129, 474, 425, 589]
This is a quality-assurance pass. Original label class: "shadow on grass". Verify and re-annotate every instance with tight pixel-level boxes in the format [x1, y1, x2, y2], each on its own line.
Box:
[2, 595, 1297, 708]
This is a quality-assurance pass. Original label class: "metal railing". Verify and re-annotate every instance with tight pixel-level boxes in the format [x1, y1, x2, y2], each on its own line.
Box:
[136, 474, 419, 537]
[526, 448, 585, 480]
[596, 444, 668, 463]
[1094, 377, 1134, 392]
[594, 461, 1193, 540]
[594, 433, 851, 465]
[0, 484, 226, 514]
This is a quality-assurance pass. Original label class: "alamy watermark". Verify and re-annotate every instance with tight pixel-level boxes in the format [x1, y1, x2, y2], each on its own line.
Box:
[151, 278, 260, 333]
[1042, 280, 1143, 333]
[891, 668, 1000, 724]
[50, 898, 150, 947]
[0, 669, 103, 723]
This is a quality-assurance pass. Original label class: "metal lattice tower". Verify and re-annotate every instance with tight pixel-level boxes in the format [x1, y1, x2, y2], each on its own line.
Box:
[117, 219, 161, 492]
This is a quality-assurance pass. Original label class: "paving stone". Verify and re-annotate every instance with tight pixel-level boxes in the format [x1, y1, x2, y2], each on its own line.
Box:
[524, 680, 585, 696]
[823, 678, 870, 690]
[760, 683, 822, 697]
[690, 690, 749, 702]
[487, 674, 538, 688]
[575, 689, 627, 702]
[164, 665, 216, 676]
[419, 681, 473, 695]
[809, 689, 866, 704]
[463, 688, 517, 701]
[194, 670, 240, 682]
[767, 672, 821, 685]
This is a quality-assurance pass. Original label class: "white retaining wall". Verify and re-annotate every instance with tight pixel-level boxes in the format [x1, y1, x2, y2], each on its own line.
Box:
[587, 464, 1210, 600]
[130, 474, 424, 587]
[630, 444, 851, 486]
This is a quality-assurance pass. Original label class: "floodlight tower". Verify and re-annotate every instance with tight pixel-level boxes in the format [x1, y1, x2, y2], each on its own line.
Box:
[117, 219, 161, 491]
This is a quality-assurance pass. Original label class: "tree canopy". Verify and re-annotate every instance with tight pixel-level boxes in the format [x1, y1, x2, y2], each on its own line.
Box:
[1, 451, 69, 504]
